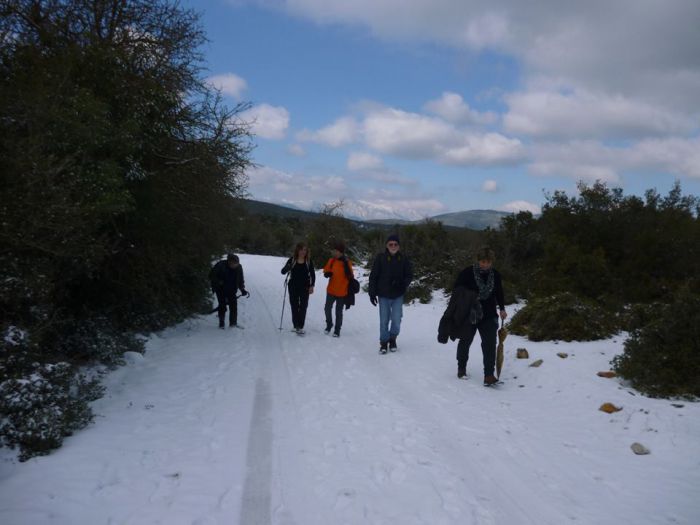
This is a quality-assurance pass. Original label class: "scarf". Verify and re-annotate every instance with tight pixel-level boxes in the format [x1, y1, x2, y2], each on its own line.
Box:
[472, 263, 494, 300]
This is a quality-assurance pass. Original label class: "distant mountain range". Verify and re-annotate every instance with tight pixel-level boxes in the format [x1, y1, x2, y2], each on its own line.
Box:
[243, 199, 511, 230]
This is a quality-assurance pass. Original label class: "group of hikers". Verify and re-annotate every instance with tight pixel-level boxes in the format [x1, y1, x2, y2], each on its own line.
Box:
[210, 236, 507, 386]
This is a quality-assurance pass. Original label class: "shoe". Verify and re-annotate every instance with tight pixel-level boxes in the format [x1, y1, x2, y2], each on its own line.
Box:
[483, 375, 498, 386]
[389, 337, 397, 352]
[297, 328, 305, 335]
[324, 324, 332, 334]
[219, 319, 225, 329]
[457, 365, 467, 379]
[332, 332, 340, 338]
[379, 341, 388, 354]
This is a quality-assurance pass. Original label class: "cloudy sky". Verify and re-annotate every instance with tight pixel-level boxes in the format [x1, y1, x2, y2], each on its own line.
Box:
[187, 0, 700, 220]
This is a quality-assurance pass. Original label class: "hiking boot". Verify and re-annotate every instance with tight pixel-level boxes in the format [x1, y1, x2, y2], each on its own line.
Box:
[324, 324, 333, 334]
[457, 365, 467, 379]
[219, 319, 225, 329]
[297, 328, 305, 335]
[379, 341, 388, 354]
[483, 375, 498, 386]
[332, 331, 340, 338]
[389, 337, 397, 352]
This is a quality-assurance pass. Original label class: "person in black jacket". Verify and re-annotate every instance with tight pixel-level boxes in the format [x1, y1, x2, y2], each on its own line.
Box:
[368, 234, 413, 354]
[451, 247, 507, 385]
[281, 242, 316, 334]
[210, 254, 249, 329]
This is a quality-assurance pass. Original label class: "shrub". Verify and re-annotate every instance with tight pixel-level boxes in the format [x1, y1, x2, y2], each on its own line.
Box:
[509, 292, 618, 341]
[0, 357, 104, 461]
[612, 287, 700, 398]
[404, 280, 433, 304]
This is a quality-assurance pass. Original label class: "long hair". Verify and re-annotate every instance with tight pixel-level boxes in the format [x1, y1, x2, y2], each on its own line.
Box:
[293, 242, 310, 263]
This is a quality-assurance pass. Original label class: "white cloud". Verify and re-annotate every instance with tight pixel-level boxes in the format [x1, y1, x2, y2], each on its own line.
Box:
[437, 133, 524, 165]
[297, 117, 359, 147]
[504, 89, 696, 139]
[287, 144, 306, 156]
[424, 92, 497, 126]
[482, 180, 498, 192]
[206, 73, 248, 99]
[500, 200, 541, 215]
[347, 151, 383, 171]
[240, 104, 290, 139]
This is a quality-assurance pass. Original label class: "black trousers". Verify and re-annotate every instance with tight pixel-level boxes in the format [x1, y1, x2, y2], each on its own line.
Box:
[288, 285, 310, 329]
[456, 316, 498, 376]
[324, 293, 344, 334]
[215, 290, 238, 325]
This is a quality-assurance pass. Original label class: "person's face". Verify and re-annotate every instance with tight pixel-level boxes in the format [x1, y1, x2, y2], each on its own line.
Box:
[299, 247, 307, 256]
[228, 261, 239, 269]
[386, 241, 399, 254]
[478, 259, 492, 271]
[332, 249, 341, 258]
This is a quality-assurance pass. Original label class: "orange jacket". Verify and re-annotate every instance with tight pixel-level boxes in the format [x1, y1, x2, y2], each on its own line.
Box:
[323, 257, 353, 297]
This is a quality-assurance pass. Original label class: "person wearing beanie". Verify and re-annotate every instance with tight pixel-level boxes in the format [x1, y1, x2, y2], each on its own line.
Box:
[322, 241, 353, 337]
[368, 234, 413, 354]
[451, 247, 507, 385]
[209, 253, 250, 329]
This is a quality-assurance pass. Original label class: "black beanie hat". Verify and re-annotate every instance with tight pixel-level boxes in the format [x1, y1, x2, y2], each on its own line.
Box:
[386, 234, 400, 244]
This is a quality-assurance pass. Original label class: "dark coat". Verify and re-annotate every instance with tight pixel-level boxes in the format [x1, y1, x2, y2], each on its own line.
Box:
[368, 250, 413, 299]
[453, 266, 505, 319]
[281, 258, 316, 289]
[437, 286, 480, 343]
[210, 260, 246, 296]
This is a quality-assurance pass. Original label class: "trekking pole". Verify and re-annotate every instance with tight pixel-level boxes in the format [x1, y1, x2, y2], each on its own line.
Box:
[279, 273, 289, 330]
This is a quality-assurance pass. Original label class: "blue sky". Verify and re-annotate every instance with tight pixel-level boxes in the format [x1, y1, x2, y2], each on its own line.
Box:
[184, 0, 700, 220]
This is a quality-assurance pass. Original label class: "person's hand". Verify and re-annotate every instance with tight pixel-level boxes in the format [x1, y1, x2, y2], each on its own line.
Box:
[370, 295, 378, 306]
[242, 290, 251, 298]
[308, 285, 314, 295]
[499, 309, 507, 320]
[324, 272, 332, 278]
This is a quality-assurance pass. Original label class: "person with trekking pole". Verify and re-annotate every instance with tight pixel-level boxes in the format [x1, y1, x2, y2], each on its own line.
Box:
[209, 254, 250, 329]
[280, 242, 315, 334]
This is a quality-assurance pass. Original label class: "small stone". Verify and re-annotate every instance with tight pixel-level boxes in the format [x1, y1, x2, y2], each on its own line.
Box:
[597, 371, 617, 378]
[599, 402, 622, 413]
[516, 348, 529, 359]
[671, 403, 684, 408]
[529, 359, 543, 367]
[630, 442, 650, 455]
[557, 352, 568, 359]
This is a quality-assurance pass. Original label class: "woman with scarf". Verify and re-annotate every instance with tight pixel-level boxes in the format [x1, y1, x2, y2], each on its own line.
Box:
[452, 247, 507, 385]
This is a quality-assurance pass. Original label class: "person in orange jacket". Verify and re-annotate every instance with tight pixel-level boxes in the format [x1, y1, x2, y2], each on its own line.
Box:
[322, 241, 354, 337]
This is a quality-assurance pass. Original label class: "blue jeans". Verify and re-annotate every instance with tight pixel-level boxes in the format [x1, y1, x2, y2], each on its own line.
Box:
[379, 296, 403, 342]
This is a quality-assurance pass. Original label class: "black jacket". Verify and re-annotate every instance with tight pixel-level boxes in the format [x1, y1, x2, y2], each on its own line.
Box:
[210, 260, 246, 295]
[368, 250, 413, 299]
[281, 258, 316, 289]
[453, 266, 505, 319]
[437, 286, 480, 343]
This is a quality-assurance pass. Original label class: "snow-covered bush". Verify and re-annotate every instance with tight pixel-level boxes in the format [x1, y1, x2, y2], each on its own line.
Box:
[0, 357, 104, 461]
[508, 292, 617, 341]
[59, 317, 145, 367]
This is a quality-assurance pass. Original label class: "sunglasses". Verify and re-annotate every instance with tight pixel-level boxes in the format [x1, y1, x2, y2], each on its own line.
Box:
[387, 242, 399, 247]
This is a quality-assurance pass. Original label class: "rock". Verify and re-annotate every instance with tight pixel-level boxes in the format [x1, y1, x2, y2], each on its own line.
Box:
[529, 359, 543, 367]
[557, 352, 568, 359]
[671, 403, 684, 408]
[597, 371, 617, 378]
[516, 348, 529, 359]
[599, 402, 622, 413]
[630, 442, 650, 455]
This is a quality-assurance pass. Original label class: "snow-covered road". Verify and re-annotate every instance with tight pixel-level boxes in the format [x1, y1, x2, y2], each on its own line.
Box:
[1, 254, 698, 525]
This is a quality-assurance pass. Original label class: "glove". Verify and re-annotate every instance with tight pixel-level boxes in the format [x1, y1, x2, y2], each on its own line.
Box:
[324, 272, 333, 278]
[242, 290, 250, 298]
[369, 295, 377, 306]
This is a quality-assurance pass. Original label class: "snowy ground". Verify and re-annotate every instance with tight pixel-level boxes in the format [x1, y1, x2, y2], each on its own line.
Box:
[1, 253, 699, 525]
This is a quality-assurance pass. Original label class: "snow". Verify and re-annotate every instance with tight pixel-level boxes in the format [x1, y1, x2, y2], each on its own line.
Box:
[1, 253, 698, 525]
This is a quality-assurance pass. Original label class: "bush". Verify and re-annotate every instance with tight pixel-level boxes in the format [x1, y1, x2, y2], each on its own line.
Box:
[404, 280, 433, 304]
[509, 292, 618, 341]
[612, 287, 700, 398]
[0, 352, 104, 461]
